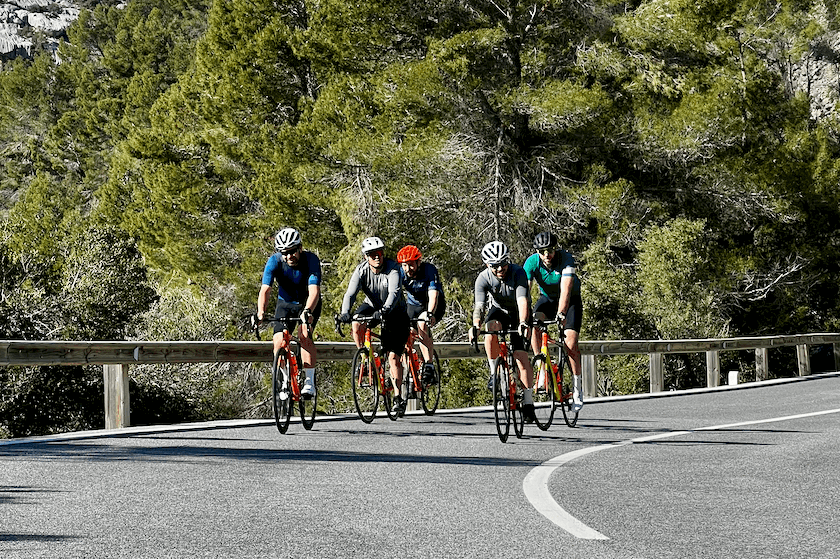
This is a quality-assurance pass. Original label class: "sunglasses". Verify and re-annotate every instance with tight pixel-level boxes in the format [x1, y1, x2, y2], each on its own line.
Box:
[538, 248, 555, 256]
[365, 250, 384, 259]
[490, 260, 509, 270]
[281, 247, 300, 256]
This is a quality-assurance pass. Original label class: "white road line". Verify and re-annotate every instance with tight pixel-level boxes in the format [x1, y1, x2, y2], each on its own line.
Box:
[523, 408, 840, 540]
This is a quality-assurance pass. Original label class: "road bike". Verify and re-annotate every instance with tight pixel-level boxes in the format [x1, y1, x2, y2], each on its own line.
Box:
[531, 317, 579, 428]
[401, 318, 441, 415]
[335, 314, 399, 422]
[252, 315, 317, 434]
[473, 328, 526, 443]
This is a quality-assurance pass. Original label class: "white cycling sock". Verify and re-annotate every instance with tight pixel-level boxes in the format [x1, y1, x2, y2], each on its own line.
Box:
[573, 374, 582, 396]
[304, 368, 315, 385]
[523, 387, 533, 405]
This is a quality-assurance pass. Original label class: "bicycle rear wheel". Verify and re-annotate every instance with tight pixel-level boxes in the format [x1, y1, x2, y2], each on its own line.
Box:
[272, 350, 293, 434]
[351, 348, 378, 423]
[492, 357, 511, 443]
[531, 354, 556, 431]
[558, 347, 579, 428]
[420, 350, 441, 415]
[298, 355, 317, 430]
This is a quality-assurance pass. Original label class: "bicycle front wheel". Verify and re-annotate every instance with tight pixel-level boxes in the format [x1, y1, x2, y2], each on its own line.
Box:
[492, 357, 511, 443]
[420, 350, 441, 415]
[298, 360, 317, 431]
[351, 348, 378, 423]
[558, 348, 579, 428]
[382, 371, 397, 421]
[511, 361, 525, 439]
[272, 350, 293, 434]
[531, 354, 556, 431]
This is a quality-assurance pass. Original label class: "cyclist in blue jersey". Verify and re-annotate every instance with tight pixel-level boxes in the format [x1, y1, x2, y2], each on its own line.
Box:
[523, 231, 583, 411]
[468, 240, 536, 423]
[257, 228, 322, 397]
[397, 245, 446, 385]
[339, 236, 411, 417]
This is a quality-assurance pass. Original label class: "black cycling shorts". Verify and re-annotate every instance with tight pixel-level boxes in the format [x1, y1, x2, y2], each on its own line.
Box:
[533, 294, 582, 332]
[273, 299, 322, 335]
[485, 306, 528, 353]
[406, 302, 446, 324]
[354, 303, 410, 357]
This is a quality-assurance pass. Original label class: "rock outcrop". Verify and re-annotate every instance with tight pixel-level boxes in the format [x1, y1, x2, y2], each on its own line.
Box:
[0, 0, 80, 60]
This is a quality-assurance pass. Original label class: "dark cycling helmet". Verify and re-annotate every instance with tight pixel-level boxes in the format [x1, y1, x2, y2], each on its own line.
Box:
[481, 241, 509, 265]
[361, 236, 385, 254]
[533, 231, 557, 250]
[397, 245, 422, 263]
[275, 228, 302, 251]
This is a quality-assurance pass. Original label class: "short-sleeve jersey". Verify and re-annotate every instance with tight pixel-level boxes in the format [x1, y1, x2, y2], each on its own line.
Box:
[341, 258, 406, 314]
[261, 251, 322, 304]
[400, 262, 446, 308]
[523, 250, 581, 300]
[473, 264, 530, 320]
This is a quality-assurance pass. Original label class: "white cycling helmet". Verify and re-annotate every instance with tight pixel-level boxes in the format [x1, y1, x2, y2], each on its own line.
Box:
[481, 241, 509, 265]
[274, 228, 302, 251]
[361, 236, 385, 254]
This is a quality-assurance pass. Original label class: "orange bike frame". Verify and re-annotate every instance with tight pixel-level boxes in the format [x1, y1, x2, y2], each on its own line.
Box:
[280, 330, 302, 402]
[361, 324, 390, 395]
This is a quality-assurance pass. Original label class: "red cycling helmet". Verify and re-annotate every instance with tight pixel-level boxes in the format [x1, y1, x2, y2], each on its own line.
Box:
[397, 245, 422, 263]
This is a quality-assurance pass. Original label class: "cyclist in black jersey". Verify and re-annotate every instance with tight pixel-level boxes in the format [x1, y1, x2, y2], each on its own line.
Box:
[397, 244, 446, 385]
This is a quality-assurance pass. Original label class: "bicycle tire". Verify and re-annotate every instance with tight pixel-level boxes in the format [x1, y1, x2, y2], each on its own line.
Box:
[558, 346, 579, 428]
[531, 354, 556, 431]
[383, 370, 397, 421]
[511, 354, 525, 439]
[492, 356, 511, 443]
[272, 349, 293, 434]
[350, 347, 378, 423]
[419, 350, 441, 415]
[297, 347, 317, 430]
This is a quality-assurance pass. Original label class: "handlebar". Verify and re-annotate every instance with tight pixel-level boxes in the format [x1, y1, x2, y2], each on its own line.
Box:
[250, 314, 304, 339]
[470, 328, 522, 354]
[333, 313, 384, 338]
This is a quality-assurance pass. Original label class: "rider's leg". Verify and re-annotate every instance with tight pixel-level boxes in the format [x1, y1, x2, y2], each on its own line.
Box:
[416, 322, 433, 362]
[566, 329, 583, 407]
[299, 323, 317, 395]
[530, 310, 547, 355]
[351, 320, 365, 348]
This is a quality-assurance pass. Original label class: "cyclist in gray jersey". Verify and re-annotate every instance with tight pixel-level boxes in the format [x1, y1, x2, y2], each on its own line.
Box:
[468, 241, 536, 423]
[339, 236, 411, 417]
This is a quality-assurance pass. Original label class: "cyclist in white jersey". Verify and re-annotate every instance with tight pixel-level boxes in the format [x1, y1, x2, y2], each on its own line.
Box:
[339, 237, 411, 417]
[468, 241, 536, 423]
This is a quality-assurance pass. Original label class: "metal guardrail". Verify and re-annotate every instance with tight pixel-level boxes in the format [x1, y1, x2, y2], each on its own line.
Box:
[2, 333, 839, 429]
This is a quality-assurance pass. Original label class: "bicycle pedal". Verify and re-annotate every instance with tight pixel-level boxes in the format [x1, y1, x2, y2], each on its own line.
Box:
[279, 391, 289, 401]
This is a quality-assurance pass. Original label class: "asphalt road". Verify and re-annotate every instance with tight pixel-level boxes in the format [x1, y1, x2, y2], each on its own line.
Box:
[2, 374, 839, 558]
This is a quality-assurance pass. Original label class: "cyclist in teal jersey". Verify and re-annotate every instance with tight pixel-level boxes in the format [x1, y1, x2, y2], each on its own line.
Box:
[523, 231, 583, 411]
[257, 228, 322, 397]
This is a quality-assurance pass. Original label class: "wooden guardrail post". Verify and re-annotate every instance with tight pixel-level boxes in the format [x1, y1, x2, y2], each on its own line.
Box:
[582, 354, 597, 399]
[796, 344, 811, 377]
[705, 350, 720, 388]
[755, 347, 769, 381]
[650, 352, 664, 392]
[104, 364, 130, 429]
[834, 343, 840, 372]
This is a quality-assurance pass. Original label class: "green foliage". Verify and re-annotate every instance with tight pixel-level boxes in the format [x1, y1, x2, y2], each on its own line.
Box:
[4, 0, 840, 435]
